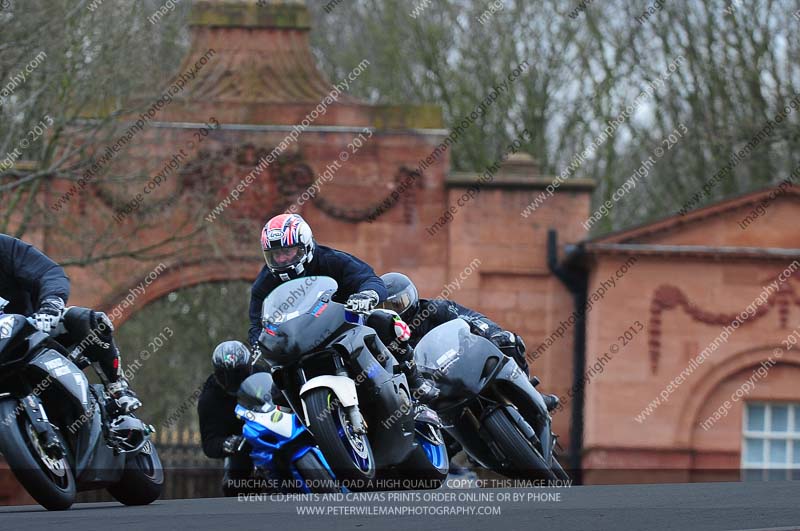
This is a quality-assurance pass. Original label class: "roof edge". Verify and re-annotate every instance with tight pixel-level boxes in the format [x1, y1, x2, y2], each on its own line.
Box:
[448, 172, 596, 191]
[588, 183, 800, 244]
[189, 0, 309, 29]
[585, 242, 800, 261]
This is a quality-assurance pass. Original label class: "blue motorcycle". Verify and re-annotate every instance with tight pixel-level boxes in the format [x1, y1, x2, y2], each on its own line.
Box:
[235, 373, 341, 493]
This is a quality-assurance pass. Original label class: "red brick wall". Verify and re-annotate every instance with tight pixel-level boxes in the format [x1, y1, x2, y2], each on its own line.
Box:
[582, 199, 800, 481]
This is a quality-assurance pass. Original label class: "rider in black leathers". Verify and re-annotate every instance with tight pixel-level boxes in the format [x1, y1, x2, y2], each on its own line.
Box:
[0, 233, 141, 412]
[247, 214, 386, 348]
[248, 214, 437, 401]
[198, 340, 269, 496]
[377, 272, 558, 412]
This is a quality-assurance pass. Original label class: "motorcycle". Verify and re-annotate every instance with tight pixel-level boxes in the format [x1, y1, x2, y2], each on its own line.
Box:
[235, 372, 341, 493]
[0, 297, 163, 510]
[258, 276, 448, 489]
[414, 319, 568, 481]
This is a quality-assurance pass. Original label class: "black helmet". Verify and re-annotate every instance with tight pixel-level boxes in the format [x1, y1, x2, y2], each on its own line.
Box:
[377, 272, 419, 320]
[212, 340, 253, 395]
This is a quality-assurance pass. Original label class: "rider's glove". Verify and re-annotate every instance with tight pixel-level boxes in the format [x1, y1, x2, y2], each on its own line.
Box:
[490, 331, 527, 356]
[391, 314, 411, 342]
[31, 297, 65, 333]
[490, 330, 517, 349]
[463, 316, 491, 336]
[251, 343, 263, 361]
[345, 290, 379, 313]
[491, 331, 529, 374]
[222, 434, 244, 456]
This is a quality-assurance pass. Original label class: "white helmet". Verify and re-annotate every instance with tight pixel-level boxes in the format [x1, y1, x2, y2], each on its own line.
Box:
[260, 213, 315, 281]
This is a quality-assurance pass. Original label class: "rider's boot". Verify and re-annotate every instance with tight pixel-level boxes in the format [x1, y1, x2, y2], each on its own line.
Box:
[403, 360, 440, 404]
[542, 394, 559, 412]
[107, 378, 142, 414]
[529, 375, 559, 412]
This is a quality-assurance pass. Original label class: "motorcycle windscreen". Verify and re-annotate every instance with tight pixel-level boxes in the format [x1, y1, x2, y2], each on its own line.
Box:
[414, 319, 502, 404]
[261, 276, 338, 325]
[237, 372, 275, 411]
[259, 276, 345, 362]
[414, 319, 471, 371]
[0, 314, 37, 368]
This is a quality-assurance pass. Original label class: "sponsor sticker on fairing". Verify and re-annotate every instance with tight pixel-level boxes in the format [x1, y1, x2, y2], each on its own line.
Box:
[44, 357, 66, 370]
[0, 316, 14, 339]
[435, 349, 459, 370]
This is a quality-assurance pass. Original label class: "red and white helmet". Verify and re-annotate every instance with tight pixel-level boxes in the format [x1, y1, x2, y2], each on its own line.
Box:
[260, 214, 315, 281]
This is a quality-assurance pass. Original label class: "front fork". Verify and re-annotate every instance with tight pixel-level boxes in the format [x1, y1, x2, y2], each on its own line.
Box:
[20, 394, 65, 459]
[333, 354, 367, 435]
[299, 355, 367, 435]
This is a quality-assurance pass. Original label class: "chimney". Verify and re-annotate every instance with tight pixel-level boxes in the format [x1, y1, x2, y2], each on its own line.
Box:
[498, 152, 542, 177]
[142, 0, 441, 129]
[159, 0, 355, 124]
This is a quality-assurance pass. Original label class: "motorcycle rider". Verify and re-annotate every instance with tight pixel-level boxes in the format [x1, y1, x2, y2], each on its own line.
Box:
[377, 272, 559, 412]
[249, 213, 437, 402]
[198, 340, 264, 496]
[0, 233, 141, 413]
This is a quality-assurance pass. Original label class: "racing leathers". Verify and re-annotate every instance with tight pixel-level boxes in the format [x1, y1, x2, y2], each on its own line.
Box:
[404, 298, 530, 375]
[248, 244, 387, 347]
[0, 234, 140, 412]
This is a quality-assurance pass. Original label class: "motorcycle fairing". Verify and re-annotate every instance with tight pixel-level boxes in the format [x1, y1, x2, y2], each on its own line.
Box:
[415, 320, 505, 412]
[237, 403, 308, 469]
[328, 324, 416, 467]
[29, 349, 91, 411]
[74, 385, 126, 487]
[0, 314, 39, 368]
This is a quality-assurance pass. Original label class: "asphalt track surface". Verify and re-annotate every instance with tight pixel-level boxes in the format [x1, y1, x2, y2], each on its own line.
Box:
[1, 481, 799, 531]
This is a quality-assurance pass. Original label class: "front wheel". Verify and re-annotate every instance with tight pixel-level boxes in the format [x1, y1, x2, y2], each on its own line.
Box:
[304, 388, 374, 486]
[107, 439, 163, 505]
[0, 399, 75, 510]
[483, 408, 556, 481]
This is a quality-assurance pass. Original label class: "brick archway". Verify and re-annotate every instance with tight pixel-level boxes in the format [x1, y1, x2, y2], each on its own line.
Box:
[99, 257, 263, 326]
[676, 345, 800, 448]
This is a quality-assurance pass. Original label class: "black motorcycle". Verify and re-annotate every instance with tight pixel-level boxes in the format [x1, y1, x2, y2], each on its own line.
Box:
[258, 276, 448, 489]
[0, 297, 163, 510]
[414, 319, 568, 481]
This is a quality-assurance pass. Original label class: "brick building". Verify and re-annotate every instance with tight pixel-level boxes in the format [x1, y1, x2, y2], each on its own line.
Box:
[573, 187, 800, 483]
[3, 0, 799, 503]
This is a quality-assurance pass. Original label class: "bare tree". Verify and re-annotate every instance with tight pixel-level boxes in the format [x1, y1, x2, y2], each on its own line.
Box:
[572, 0, 800, 231]
[0, 0, 197, 263]
[307, 0, 603, 176]
[308, 0, 800, 233]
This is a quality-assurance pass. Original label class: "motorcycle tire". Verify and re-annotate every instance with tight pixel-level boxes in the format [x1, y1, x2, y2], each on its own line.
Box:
[394, 432, 449, 490]
[304, 388, 375, 486]
[107, 439, 163, 506]
[0, 399, 75, 510]
[483, 408, 556, 481]
[293, 451, 341, 493]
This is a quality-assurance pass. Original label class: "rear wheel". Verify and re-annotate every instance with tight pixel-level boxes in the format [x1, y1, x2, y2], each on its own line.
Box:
[0, 399, 75, 510]
[107, 439, 163, 505]
[293, 450, 341, 493]
[304, 388, 374, 487]
[483, 408, 556, 481]
[395, 429, 448, 490]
